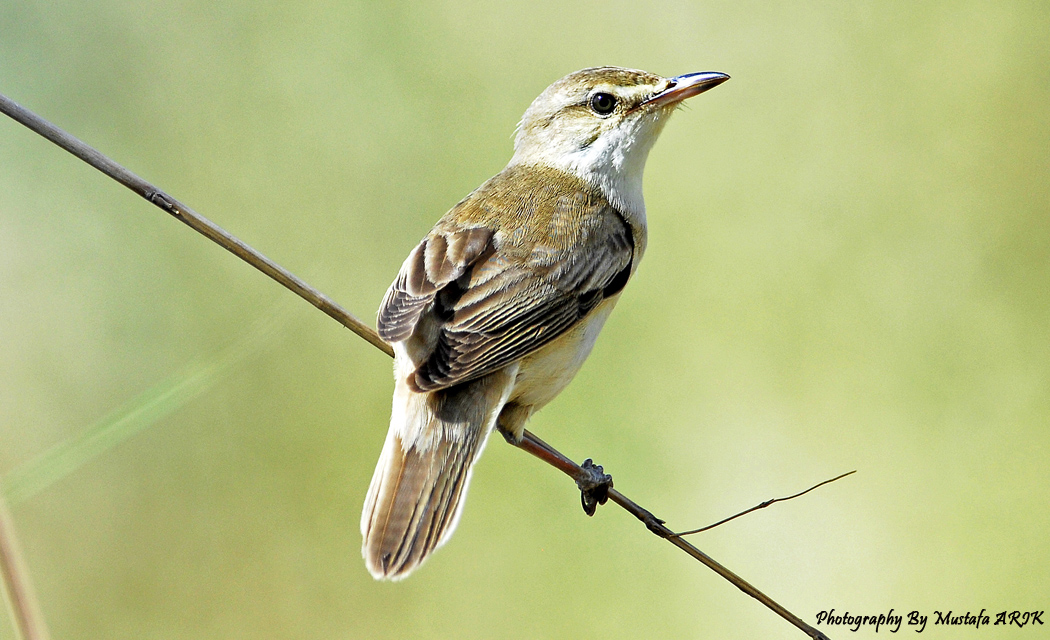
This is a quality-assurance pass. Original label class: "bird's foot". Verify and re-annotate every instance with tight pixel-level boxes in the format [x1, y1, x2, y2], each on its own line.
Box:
[576, 458, 613, 516]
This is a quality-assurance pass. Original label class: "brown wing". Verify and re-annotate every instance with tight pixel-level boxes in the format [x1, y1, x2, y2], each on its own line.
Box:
[378, 199, 633, 393]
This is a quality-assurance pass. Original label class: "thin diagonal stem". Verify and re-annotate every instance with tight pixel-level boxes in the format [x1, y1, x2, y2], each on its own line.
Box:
[1, 90, 830, 640]
[0, 93, 392, 359]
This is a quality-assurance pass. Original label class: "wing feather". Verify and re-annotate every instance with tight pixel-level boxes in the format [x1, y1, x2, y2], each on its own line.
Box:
[377, 227, 493, 343]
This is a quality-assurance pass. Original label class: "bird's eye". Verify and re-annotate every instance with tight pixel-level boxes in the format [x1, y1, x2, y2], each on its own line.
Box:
[589, 92, 617, 115]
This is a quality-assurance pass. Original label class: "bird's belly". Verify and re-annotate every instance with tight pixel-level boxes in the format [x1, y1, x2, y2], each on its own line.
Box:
[509, 297, 619, 410]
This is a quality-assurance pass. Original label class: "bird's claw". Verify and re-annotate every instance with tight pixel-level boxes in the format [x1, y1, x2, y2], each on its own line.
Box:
[576, 458, 613, 516]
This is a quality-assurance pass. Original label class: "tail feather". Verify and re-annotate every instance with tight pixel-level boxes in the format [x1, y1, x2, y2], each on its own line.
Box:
[362, 428, 482, 578]
[362, 369, 512, 580]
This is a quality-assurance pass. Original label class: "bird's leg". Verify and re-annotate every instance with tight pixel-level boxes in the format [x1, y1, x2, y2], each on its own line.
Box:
[497, 423, 614, 517]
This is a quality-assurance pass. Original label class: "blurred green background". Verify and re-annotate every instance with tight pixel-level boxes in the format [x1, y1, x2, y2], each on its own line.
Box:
[1, 1, 1047, 638]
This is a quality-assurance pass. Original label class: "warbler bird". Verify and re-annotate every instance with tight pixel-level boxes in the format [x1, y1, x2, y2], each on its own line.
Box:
[362, 66, 729, 580]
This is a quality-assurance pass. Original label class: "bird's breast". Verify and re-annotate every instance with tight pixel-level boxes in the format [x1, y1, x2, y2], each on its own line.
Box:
[508, 296, 619, 410]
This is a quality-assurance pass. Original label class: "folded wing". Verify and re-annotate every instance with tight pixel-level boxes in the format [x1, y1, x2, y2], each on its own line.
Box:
[378, 194, 633, 392]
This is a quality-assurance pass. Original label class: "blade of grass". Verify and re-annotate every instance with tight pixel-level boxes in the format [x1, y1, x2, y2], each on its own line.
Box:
[2, 303, 292, 506]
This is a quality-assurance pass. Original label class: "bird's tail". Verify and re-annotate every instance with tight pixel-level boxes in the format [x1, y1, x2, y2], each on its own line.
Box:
[361, 369, 512, 580]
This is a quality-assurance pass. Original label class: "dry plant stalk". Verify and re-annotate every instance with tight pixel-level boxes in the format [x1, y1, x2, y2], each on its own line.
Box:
[0, 495, 51, 640]
[0, 91, 837, 640]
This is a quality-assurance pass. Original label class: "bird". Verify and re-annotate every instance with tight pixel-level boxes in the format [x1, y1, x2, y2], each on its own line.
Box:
[361, 66, 729, 580]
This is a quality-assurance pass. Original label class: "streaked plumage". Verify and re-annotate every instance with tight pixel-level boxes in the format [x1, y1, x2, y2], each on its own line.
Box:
[362, 66, 729, 580]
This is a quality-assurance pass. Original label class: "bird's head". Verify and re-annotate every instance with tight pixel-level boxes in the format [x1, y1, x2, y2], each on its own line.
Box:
[509, 67, 728, 216]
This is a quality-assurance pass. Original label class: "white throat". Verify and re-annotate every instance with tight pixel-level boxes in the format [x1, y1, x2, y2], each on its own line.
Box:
[508, 109, 671, 238]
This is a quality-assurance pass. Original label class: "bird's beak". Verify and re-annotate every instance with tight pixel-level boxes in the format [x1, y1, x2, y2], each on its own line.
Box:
[639, 71, 730, 109]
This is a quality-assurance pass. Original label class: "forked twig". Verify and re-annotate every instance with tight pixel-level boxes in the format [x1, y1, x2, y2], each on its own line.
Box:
[675, 470, 856, 536]
[1, 91, 837, 640]
[505, 430, 835, 639]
